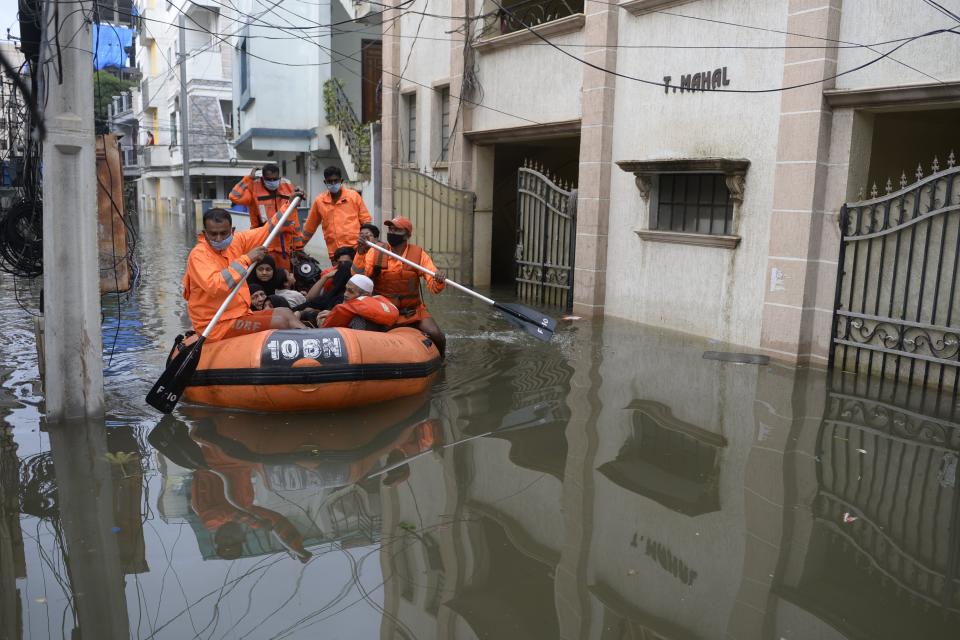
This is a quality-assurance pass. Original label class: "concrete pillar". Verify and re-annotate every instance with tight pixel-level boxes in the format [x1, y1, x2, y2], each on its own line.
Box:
[759, 0, 844, 365]
[572, 1, 619, 317]
[380, 0, 402, 217]
[447, 0, 474, 192]
[41, 0, 105, 421]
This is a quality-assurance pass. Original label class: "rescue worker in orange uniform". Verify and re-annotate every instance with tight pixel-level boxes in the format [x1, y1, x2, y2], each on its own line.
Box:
[319, 274, 399, 331]
[365, 216, 447, 356]
[183, 208, 305, 341]
[301, 166, 371, 263]
[228, 164, 305, 270]
[352, 223, 388, 276]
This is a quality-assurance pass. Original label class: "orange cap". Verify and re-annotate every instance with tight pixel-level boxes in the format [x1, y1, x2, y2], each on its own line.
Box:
[384, 216, 413, 234]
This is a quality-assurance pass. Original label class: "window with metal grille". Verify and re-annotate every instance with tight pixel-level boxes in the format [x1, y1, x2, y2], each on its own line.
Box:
[439, 86, 450, 162]
[406, 93, 417, 164]
[169, 111, 177, 146]
[654, 174, 733, 235]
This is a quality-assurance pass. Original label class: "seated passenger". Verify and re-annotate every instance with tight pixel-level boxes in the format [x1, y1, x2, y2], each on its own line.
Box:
[245, 254, 288, 296]
[319, 274, 399, 331]
[298, 246, 355, 313]
[249, 283, 267, 311]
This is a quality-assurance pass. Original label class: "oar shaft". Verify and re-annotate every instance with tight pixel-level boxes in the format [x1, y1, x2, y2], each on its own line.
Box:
[363, 240, 495, 305]
[202, 196, 302, 338]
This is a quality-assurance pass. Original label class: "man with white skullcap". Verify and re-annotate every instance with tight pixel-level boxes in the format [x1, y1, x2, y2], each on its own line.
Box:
[319, 274, 399, 331]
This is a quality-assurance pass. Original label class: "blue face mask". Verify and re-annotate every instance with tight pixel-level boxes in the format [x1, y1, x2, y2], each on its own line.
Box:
[263, 178, 281, 191]
[208, 233, 233, 252]
[327, 182, 342, 195]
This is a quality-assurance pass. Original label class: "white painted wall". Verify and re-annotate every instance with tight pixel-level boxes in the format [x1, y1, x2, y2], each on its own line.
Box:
[395, 1, 451, 172]
[604, 0, 788, 348]
[469, 28, 584, 132]
[231, 0, 328, 142]
[836, 0, 960, 90]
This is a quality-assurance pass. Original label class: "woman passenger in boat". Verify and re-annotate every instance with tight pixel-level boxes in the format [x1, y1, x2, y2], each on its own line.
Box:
[245, 254, 289, 296]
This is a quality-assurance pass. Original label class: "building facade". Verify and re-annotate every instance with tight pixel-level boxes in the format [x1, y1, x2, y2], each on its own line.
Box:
[229, 0, 384, 219]
[134, 0, 257, 216]
[379, 0, 960, 366]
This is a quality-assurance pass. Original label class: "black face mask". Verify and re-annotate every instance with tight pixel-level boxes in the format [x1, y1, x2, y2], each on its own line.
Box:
[387, 233, 406, 247]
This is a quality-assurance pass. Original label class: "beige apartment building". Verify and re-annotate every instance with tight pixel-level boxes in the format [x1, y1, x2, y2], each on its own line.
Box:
[379, 0, 960, 374]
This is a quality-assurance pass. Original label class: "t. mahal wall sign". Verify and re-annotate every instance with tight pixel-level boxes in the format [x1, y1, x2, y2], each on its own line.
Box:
[663, 67, 731, 94]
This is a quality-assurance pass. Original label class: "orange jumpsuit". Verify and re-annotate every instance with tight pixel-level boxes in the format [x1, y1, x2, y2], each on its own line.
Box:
[182, 210, 298, 341]
[302, 187, 371, 261]
[228, 175, 302, 270]
[364, 243, 444, 324]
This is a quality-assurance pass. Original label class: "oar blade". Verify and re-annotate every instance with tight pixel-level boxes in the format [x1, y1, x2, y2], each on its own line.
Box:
[145, 338, 205, 413]
[494, 302, 557, 341]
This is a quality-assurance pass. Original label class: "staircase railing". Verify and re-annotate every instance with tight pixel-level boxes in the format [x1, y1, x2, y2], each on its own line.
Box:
[323, 78, 370, 177]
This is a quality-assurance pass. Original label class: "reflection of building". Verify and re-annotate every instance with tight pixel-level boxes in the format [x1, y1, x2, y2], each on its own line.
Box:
[377, 318, 960, 640]
[770, 382, 960, 640]
[0, 425, 25, 640]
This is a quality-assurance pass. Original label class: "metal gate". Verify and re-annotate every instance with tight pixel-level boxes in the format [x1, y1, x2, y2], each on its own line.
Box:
[515, 161, 577, 311]
[392, 168, 476, 285]
[831, 154, 960, 396]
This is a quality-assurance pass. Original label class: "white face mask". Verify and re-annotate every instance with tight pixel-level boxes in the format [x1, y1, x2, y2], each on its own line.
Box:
[263, 178, 281, 191]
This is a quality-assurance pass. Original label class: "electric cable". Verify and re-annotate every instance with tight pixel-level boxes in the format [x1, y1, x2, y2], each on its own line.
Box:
[489, 0, 958, 93]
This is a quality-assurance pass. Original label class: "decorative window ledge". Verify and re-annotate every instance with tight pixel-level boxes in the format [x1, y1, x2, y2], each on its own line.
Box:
[474, 13, 585, 53]
[617, 157, 749, 205]
[618, 157, 749, 250]
[634, 229, 741, 249]
[621, 0, 698, 15]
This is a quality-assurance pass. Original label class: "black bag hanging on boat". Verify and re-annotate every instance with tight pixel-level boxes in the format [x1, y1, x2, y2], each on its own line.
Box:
[291, 252, 324, 291]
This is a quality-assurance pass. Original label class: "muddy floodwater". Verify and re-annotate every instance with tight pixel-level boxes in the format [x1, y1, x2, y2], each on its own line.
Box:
[1, 209, 959, 639]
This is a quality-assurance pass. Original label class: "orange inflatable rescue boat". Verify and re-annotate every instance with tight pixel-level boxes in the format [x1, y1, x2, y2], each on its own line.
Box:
[172, 327, 442, 412]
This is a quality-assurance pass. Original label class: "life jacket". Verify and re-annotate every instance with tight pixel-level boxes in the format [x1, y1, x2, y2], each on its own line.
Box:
[373, 244, 424, 312]
[322, 295, 399, 329]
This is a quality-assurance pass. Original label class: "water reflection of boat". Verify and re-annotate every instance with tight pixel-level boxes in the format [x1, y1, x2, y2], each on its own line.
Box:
[147, 400, 440, 561]
[174, 326, 441, 412]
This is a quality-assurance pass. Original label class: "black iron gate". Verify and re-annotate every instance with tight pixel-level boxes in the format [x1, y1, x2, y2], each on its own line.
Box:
[515, 161, 577, 311]
[831, 154, 960, 397]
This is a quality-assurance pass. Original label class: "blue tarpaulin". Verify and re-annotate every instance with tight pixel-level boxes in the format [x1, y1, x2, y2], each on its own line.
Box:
[93, 24, 134, 70]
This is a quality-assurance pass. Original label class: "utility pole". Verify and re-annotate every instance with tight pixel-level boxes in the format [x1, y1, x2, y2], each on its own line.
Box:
[42, 0, 105, 421]
[178, 13, 192, 231]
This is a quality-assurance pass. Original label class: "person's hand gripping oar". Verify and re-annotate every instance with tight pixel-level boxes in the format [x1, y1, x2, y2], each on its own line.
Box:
[146, 196, 302, 414]
[361, 240, 557, 341]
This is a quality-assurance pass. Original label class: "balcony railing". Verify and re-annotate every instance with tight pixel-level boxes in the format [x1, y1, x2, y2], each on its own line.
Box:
[480, 0, 584, 37]
[108, 91, 134, 120]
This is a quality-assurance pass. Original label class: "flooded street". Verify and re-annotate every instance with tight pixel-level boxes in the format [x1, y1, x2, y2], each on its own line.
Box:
[1, 209, 959, 640]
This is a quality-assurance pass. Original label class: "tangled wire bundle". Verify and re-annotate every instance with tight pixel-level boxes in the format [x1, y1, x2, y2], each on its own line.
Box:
[0, 199, 43, 278]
